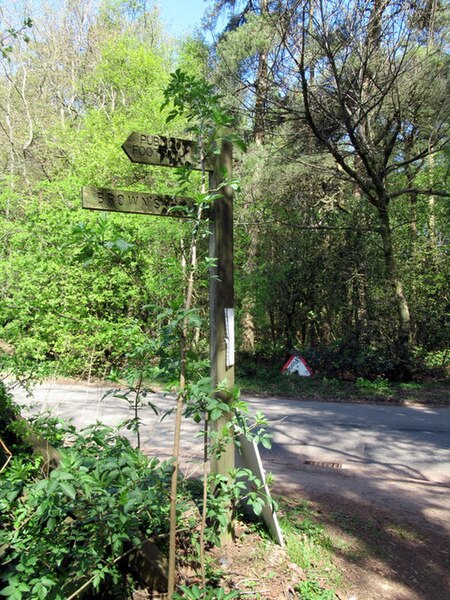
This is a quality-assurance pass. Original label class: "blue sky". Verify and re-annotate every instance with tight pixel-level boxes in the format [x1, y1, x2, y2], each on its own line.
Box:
[6, 1, 216, 40]
[158, 0, 211, 37]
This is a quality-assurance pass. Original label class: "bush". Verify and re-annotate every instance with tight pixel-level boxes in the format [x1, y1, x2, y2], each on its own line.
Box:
[236, 352, 285, 383]
[0, 421, 172, 599]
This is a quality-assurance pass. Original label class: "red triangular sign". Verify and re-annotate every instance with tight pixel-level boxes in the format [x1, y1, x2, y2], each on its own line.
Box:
[281, 355, 312, 376]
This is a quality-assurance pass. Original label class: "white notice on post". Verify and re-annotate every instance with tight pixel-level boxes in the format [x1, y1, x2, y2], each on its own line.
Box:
[224, 308, 235, 368]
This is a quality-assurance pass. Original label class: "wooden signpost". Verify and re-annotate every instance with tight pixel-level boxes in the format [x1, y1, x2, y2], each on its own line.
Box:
[82, 133, 235, 482]
[208, 141, 235, 485]
[82, 132, 282, 547]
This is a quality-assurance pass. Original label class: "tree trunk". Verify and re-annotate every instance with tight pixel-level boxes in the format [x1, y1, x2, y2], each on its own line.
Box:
[377, 203, 413, 379]
[253, 0, 268, 145]
[427, 153, 437, 250]
[241, 0, 269, 352]
[408, 190, 418, 248]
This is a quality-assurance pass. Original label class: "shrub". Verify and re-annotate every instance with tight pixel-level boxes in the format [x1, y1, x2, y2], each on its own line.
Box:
[0, 422, 172, 599]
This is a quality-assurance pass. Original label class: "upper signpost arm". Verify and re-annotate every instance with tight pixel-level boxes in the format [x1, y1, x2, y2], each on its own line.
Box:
[122, 132, 213, 171]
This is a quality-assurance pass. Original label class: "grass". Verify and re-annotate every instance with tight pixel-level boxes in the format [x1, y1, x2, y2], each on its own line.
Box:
[295, 580, 336, 600]
[205, 495, 346, 598]
[385, 524, 423, 543]
[203, 487, 450, 599]
[277, 497, 342, 598]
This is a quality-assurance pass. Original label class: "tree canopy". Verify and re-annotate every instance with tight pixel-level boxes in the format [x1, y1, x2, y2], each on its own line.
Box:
[0, 0, 448, 381]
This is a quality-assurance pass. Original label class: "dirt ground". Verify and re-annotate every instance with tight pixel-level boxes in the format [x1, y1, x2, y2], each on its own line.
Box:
[293, 491, 450, 600]
[138, 385, 450, 599]
[204, 492, 449, 600]
[133, 486, 450, 600]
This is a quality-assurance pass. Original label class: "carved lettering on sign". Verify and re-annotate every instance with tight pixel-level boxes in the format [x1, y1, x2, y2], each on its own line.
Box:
[122, 133, 213, 171]
[82, 186, 207, 219]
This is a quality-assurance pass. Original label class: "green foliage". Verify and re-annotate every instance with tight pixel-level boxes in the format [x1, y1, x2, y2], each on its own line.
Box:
[203, 468, 265, 545]
[185, 388, 275, 546]
[0, 382, 19, 422]
[0, 3, 212, 380]
[423, 349, 449, 371]
[0, 378, 277, 598]
[278, 499, 339, 598]
[356, 377, 392, 396]
[162, 69, 232, 131]
[0, 0, 448, 384]
[1, 454, 42, 486]
[173, 585, 240, 599]
[0, 421, 172, 599]
[184, 381, 272, 452]
[0, 192, 192, 376]
[0, 17, 32, 58]
[162, 69, 246, 155]
[282, 516, 334, 559]
[302, 338, 398, 380]
[295, 580, 335, 600]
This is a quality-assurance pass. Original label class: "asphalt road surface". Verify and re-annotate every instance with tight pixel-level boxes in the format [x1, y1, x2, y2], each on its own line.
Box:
[11, 380, 450, 535]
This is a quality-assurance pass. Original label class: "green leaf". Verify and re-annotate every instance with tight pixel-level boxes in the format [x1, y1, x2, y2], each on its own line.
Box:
[166, 111, 179, 123]
[0, 581, 30, 599]
[32, 581, 49, 600]
[53, 471, 76, 481]
[0, 586, 16, 597]
[250, 496, 265, 516]
[262, 439, 272, 450]
[210, 408, 222, 421]
[59, 482, 76, 500]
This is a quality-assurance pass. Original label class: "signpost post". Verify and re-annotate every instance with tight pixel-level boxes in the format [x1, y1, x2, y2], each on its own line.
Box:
[208, 140, 235, 492]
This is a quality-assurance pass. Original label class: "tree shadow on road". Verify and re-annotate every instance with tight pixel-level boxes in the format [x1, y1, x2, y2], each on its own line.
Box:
[264, 446, 450, 600]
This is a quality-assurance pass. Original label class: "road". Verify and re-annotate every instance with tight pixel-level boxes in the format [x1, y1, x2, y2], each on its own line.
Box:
[11, 380, 450, 535]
